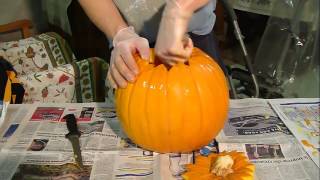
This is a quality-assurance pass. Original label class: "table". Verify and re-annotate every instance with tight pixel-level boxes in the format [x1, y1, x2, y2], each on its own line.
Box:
[0, 98, 319, 179]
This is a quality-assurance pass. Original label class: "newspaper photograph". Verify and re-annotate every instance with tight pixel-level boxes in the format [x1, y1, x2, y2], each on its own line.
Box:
[216, 98, 292, 143]
[219, 137, 320, 180]
[269, 98, 320, 168]
[12, 163, 93, 180]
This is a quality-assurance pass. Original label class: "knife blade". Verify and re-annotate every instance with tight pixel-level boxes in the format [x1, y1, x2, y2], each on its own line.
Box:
[64, 114, 83, 168]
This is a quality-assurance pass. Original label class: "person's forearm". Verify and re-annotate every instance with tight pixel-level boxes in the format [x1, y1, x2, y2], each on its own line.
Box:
[78, 0, 127, 38]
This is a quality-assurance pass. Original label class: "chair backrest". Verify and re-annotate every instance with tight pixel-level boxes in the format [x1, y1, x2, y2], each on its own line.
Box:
[0, 19, 33, 39]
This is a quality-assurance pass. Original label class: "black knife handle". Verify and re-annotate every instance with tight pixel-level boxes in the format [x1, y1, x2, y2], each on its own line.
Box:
[64, 114, 81, 137]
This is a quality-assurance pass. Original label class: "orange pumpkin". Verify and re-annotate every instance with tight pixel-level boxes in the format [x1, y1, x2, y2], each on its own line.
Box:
[115, 48, 229, 153]
[182, 151, 255, 180]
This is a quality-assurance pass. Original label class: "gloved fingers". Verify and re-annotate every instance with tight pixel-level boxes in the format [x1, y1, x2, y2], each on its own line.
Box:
[182, 36, 193, 57]
[165, 35, 193, 58]
[166, 46, 190, 59]
[116, 42, 140, 75]
[157, 53, 186, 66]
[107, 69, 117, 89]
[114, 53, 136, 83]
[135, 37, 150, 60]
[166, 44, 193, 59]
[110, 62, 127, 88]
[156, 37, 194, 65]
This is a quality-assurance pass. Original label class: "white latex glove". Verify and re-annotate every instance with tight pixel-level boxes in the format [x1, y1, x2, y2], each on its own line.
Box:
[155, 0, 194, 65]
[107, 26, 150, 89]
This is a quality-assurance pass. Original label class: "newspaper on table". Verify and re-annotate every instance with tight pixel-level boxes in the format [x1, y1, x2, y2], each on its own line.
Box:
[219, 138, 319, 180]
[269, 98, 320, 168]
[0, 104, 30, 150]
[1, 99, 319, 180]
[216, 98, 319, 180]
[0, 102, 198, 180]
[1, 103, 127, 152]
[216, 98, 293, 143]
[0, 150, 156, 180]
[0, 102, 161, 180]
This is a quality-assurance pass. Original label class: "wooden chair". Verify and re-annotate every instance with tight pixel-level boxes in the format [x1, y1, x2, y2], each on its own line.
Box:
[0, 19, 33, 39]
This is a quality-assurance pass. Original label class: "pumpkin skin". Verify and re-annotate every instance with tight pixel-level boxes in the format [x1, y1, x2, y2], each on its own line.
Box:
[115, 48, 229, 153]
[182, 151, 255, 180]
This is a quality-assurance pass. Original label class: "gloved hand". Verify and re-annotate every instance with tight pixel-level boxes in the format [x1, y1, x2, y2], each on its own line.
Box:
[155, 0, 195, 66]
[107, 26, 150, 88]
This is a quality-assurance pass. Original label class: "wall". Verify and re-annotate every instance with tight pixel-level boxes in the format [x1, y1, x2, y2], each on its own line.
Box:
[0, 0, 48, 41]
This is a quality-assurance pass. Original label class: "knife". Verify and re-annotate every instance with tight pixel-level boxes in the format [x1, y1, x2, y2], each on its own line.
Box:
[64, 114, 84, 168]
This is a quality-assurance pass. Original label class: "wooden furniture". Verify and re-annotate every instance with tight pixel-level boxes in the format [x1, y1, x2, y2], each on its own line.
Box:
[0, 19, 33, 39]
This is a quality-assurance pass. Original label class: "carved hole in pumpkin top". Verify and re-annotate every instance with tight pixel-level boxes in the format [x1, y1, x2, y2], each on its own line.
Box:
[149, 58, 190, 71]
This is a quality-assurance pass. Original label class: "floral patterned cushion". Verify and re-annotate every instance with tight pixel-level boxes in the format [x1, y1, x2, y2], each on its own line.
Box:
[0, 32, 74, 76]
[20, 57, 111, 104]
[20, 64, 77, 103]
[1, 32, 113, 104]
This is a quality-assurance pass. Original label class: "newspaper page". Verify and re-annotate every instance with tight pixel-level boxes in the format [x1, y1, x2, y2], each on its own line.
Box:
[216, 98, 292, 143]
[0, 102, 160, 180]
[1, 103, 136, 153]
[156, 153, 200, 180]
[219, 137, 319, 180]
[216, 98, 319, 180]
[0, 150, 157, 180]
[1, 99, 319, 180]
[0, 104, 32, 150]
[269, 98, 320, 168]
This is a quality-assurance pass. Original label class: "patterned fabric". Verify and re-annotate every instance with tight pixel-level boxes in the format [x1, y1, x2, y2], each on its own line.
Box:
[20, 57, 111, 104]
[0, 32, 74, 76]
[72, 57, 110, 103]
[20, 64, 76, 103]
[1, 32, 113, 104]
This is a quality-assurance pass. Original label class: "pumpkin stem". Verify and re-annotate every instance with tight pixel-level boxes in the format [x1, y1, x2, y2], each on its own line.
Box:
[210, 155, 234, 177]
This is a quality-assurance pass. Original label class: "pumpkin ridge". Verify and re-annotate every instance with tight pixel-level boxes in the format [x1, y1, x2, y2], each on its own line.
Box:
[127, 63, 153, 147]
[142, 66, 157, 149]
[178, 64, 200, 151]
[144, 67, 158, 150]
[187, 65, 204, 150]
[179, 65, 188, 151]
[206, 63, 229, 137]
[127, 75, 138, 143]
[165, 66, 172, 151]
[157, 65, 169, 151]
[200, 62, 219, 144]
[121, 84, 133, 138]
[167, 65, 183, 151]
[190, 61, 218, 144]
